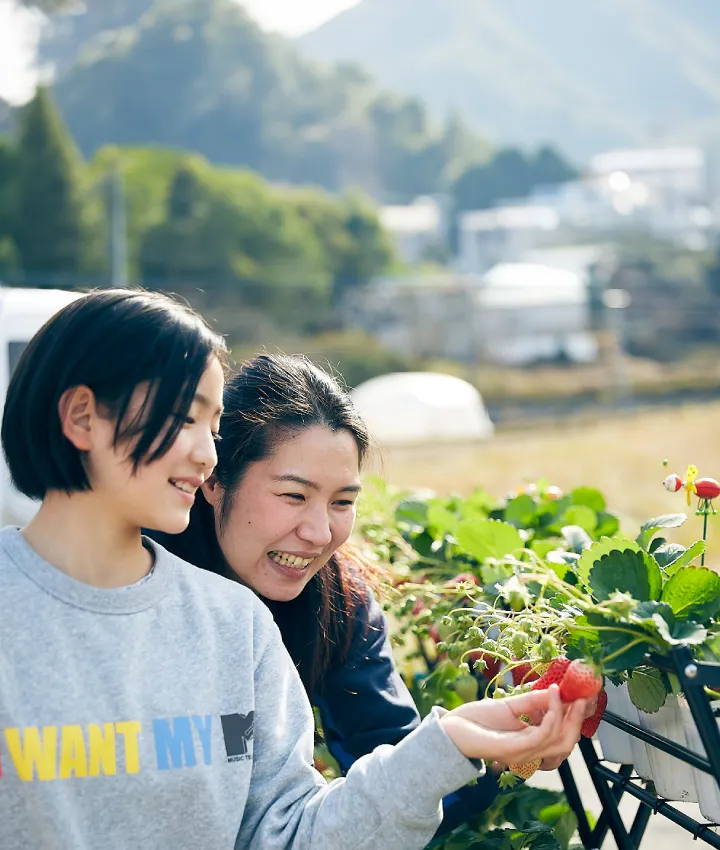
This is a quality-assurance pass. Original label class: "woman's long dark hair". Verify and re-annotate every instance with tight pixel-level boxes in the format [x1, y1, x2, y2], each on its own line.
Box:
[154, 353, 377, 698]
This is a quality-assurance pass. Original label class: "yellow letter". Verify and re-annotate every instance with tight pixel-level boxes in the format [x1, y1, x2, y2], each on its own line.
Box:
[115, 721, 142, 774]
[5, 727, 58, 781]
[59, 725, 88, 779]
[88, 723, 117, 777]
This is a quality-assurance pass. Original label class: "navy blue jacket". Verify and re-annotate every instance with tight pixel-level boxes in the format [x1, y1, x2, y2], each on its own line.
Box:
[317, 589, 501, 836]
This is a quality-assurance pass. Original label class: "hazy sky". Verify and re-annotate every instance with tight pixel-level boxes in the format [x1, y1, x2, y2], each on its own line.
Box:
[0, 0, 360, 103]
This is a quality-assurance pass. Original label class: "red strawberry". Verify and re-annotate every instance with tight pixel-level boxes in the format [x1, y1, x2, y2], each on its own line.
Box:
[411, 598, 427, 616]
[531, 657, 572, 691]
[468, 650, 502, 681]
[581, 688, 608, 738]
[511, 662, 541, 687]
[558, 660, 603, 703]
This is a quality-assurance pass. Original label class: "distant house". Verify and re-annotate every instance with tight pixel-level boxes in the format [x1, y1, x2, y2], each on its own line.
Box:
[379, 196, 444, 264]
[588, 146, 712, 247]
[456, 205, 561, 274]
[456, 146, 715, 274]
[343, 262, 597, 366]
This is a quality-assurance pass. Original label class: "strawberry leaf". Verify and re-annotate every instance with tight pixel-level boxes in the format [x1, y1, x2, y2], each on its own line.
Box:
[660, 567, 720, 622]
[456, 519, 524, 562]
[577, 537, 642, 590]
[627, 668, 668, 713]
[635, 513, 686, 551]
[588, 549, 661, 602]
[663, 540, 706, 576]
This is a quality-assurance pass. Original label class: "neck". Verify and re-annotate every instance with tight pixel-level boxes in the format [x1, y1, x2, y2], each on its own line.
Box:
[22, 491, 153, 588]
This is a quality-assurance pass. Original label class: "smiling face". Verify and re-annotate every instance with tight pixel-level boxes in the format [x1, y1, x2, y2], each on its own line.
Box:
[202, 425, 362, 602]
[85, 357, 225, 535]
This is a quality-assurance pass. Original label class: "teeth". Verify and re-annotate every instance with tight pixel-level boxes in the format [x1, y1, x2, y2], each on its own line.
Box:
[268, 552, 314, 570]
[171, 480, 195, 494]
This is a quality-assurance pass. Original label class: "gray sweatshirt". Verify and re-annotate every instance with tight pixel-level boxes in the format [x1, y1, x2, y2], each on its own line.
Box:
[0, 527, 482, 849]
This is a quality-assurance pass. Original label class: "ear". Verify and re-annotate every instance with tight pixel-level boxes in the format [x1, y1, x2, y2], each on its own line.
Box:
[58, 386, 99, 452]
[201, 474, 225, 508]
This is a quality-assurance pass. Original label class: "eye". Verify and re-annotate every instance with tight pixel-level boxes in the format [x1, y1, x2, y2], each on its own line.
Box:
[334, 499, 356, 508]
[174, 414, 195, 427]
[282, 493, 305, 502]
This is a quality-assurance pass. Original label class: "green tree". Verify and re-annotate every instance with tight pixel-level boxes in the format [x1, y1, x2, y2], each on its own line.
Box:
[294, 190, 394, 301]
[13, 88, 87, 279]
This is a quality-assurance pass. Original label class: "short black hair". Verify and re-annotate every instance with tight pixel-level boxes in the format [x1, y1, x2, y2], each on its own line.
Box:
[2, 288, 227, 500]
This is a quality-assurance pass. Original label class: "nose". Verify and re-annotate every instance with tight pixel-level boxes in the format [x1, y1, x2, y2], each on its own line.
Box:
[296, 505, 333, 549]
[191, 427, 218, 472]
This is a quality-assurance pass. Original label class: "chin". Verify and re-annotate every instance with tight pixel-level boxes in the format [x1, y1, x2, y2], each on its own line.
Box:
[263, 583, 308, 603]
[147, 511, 192, 536]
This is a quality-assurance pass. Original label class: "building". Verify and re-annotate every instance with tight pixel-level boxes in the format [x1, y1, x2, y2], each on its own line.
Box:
[343, 262, 597, 366]
[379, 196, 444, 264]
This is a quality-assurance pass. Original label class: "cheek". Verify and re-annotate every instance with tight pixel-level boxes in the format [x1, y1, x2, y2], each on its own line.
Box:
[331, 511, 356, 546]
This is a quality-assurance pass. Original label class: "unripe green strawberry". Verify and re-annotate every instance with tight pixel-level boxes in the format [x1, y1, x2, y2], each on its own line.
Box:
[531, 656, 571, 690]
[558, 660, 603, 703]
[581, 687, 608, 737]
[454, 674, 479, 703]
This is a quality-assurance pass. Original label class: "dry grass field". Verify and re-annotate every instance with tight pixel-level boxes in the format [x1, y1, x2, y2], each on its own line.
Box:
[366, 402, 720, 552]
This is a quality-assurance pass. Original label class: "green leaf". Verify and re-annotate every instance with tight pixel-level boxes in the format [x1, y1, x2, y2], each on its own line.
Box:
[561, 525, 592, 554]
[594, 511, 620, 538]
[664, 540, 706, 576]
[395, 498, 429, 530]
[504, 495, 539, 528]
[652, 614, 707, 646]
[627, 668, 668, 713]
[653, 543, 687, 570]
[661, 567, 720, 621]
[561, 505, 597, 534]
[456, 519, 524, 562]
[570, 487, 606, 513]
[426, 504, 459, 539]
[577, 536, 642, 589]
[531, 539, 563, 559]
[588, 549, 662, 602]
[636, 513, 686, 550]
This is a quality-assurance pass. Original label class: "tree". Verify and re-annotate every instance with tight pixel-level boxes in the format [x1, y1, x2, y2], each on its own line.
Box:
[294, 190, 394, 301]
[13, 87, 88, 279]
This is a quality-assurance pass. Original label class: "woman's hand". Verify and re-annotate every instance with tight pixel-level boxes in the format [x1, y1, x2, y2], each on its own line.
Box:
[439, 684, 586, 768]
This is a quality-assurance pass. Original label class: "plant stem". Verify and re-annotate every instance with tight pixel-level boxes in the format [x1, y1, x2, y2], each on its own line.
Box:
[702, 510, 708, 566]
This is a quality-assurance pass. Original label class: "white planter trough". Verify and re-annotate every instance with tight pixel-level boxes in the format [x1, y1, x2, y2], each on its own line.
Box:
[597, 681, 635, 764]
[681, 698, 720, 823]
[638, 695, 697, 802]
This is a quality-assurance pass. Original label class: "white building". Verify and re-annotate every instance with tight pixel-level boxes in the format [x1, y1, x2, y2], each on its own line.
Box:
[456, 146, 715, 273]
[379, 196, 444, 264]
[343, 262, 596, 366]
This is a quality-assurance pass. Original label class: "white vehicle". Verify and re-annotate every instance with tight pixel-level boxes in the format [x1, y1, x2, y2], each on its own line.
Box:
[0, 287, 81, 526]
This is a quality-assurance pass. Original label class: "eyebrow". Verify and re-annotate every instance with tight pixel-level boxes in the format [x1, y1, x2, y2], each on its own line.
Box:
[194, 392, 223, 418]
[271, 474, 362, 494]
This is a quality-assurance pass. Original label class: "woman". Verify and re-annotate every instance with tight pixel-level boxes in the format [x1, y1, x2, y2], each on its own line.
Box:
[0, 290, 588, 850]
[153, 353, 579, 835]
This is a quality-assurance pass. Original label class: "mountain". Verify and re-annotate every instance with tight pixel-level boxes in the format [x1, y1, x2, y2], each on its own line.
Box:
[298, 0, 720, 158]
[48, 0, 485, 199]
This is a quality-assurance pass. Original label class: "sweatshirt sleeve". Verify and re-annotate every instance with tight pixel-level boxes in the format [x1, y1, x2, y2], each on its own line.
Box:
[315, 590, 501, 835]
[314, 589, 420, 773]
[234, 602, 484, 850]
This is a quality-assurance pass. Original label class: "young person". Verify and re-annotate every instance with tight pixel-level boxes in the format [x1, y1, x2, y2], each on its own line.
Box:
[153, 353, 584, 835]
[0, 292, 588, 849]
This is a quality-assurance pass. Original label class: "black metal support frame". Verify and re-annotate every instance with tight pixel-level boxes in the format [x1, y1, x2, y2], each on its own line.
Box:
[559, 647, 720, 848]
